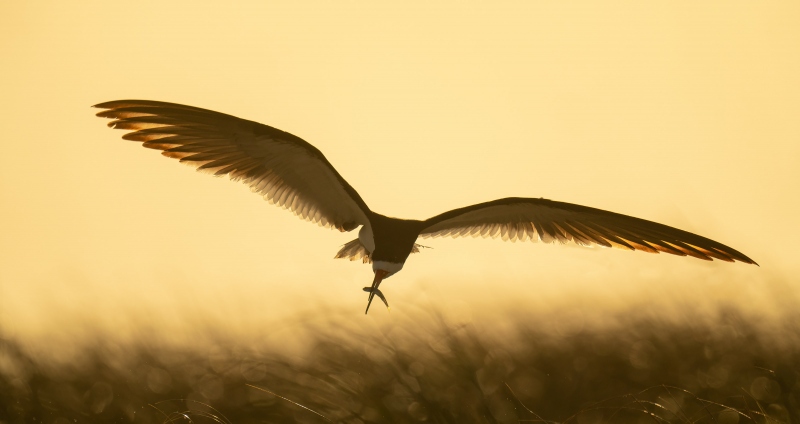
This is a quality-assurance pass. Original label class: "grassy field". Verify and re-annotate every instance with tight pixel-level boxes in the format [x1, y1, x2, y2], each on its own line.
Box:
[1, 293, 797, 424]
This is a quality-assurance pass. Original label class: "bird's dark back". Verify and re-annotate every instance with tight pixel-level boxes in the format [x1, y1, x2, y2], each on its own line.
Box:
[368, 213, 425, 263]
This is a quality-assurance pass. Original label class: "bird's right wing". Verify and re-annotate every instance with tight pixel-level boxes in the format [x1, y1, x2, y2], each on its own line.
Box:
[419, 197, 756, 264]
[95, 100, 371, 232]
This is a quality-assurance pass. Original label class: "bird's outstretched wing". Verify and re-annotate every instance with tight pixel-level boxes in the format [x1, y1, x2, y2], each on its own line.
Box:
[419, 197, 756, 264]
[95, 100, 371, 231]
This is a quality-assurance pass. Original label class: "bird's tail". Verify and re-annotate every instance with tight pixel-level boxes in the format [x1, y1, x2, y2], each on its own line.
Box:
[334, 239, 372, 263]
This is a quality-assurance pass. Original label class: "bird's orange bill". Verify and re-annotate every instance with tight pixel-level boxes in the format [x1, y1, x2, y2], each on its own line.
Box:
[364, 269, 390, 314]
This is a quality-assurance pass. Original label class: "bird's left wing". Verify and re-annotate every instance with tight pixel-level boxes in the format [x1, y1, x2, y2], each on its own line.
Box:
[95, 100, 370, 231]
[419, 197, 756, 264]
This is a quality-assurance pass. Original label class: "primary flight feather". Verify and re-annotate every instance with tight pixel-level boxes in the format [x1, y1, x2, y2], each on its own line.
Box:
[94, 100, 757, 314]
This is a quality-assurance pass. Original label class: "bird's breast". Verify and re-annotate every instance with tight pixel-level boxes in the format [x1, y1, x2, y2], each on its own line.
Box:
[372, 260, 404, 277]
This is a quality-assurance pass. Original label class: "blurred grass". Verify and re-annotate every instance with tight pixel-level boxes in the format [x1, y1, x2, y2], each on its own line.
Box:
[1, 297, 798, 423]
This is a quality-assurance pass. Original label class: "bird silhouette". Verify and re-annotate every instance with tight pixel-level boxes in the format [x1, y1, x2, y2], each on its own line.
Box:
[94, 100, 757, 314]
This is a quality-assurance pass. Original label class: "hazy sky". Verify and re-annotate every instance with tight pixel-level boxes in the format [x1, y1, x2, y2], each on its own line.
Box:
[1, 1, 798, 344]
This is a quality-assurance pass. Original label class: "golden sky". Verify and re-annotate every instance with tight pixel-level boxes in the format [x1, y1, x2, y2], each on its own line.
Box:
[1, 1, 798, 344]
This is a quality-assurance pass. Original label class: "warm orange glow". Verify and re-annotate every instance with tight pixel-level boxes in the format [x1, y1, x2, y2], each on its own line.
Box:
[1, 1, 798, 349]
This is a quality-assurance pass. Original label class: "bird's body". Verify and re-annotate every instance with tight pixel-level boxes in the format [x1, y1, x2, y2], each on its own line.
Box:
[95, 100, 757, 313]
[359, 214, 422, 275]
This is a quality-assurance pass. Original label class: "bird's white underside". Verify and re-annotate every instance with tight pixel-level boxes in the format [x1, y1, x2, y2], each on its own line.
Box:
[358, 224, 375, 253]
[372, 260, 404, 277]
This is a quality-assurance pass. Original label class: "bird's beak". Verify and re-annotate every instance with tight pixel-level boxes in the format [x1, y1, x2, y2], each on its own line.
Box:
[364, 269, 390, 314]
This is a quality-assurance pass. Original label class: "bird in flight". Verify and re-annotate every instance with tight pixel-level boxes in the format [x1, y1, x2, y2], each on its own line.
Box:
[94, 100, 757, 314]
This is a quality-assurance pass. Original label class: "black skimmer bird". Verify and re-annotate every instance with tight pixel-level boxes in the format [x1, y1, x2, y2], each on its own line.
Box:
[94, 100, 757, 314]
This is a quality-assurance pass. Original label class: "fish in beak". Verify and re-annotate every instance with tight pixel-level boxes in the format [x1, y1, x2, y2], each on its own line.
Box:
[364, 269, 390, 314]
